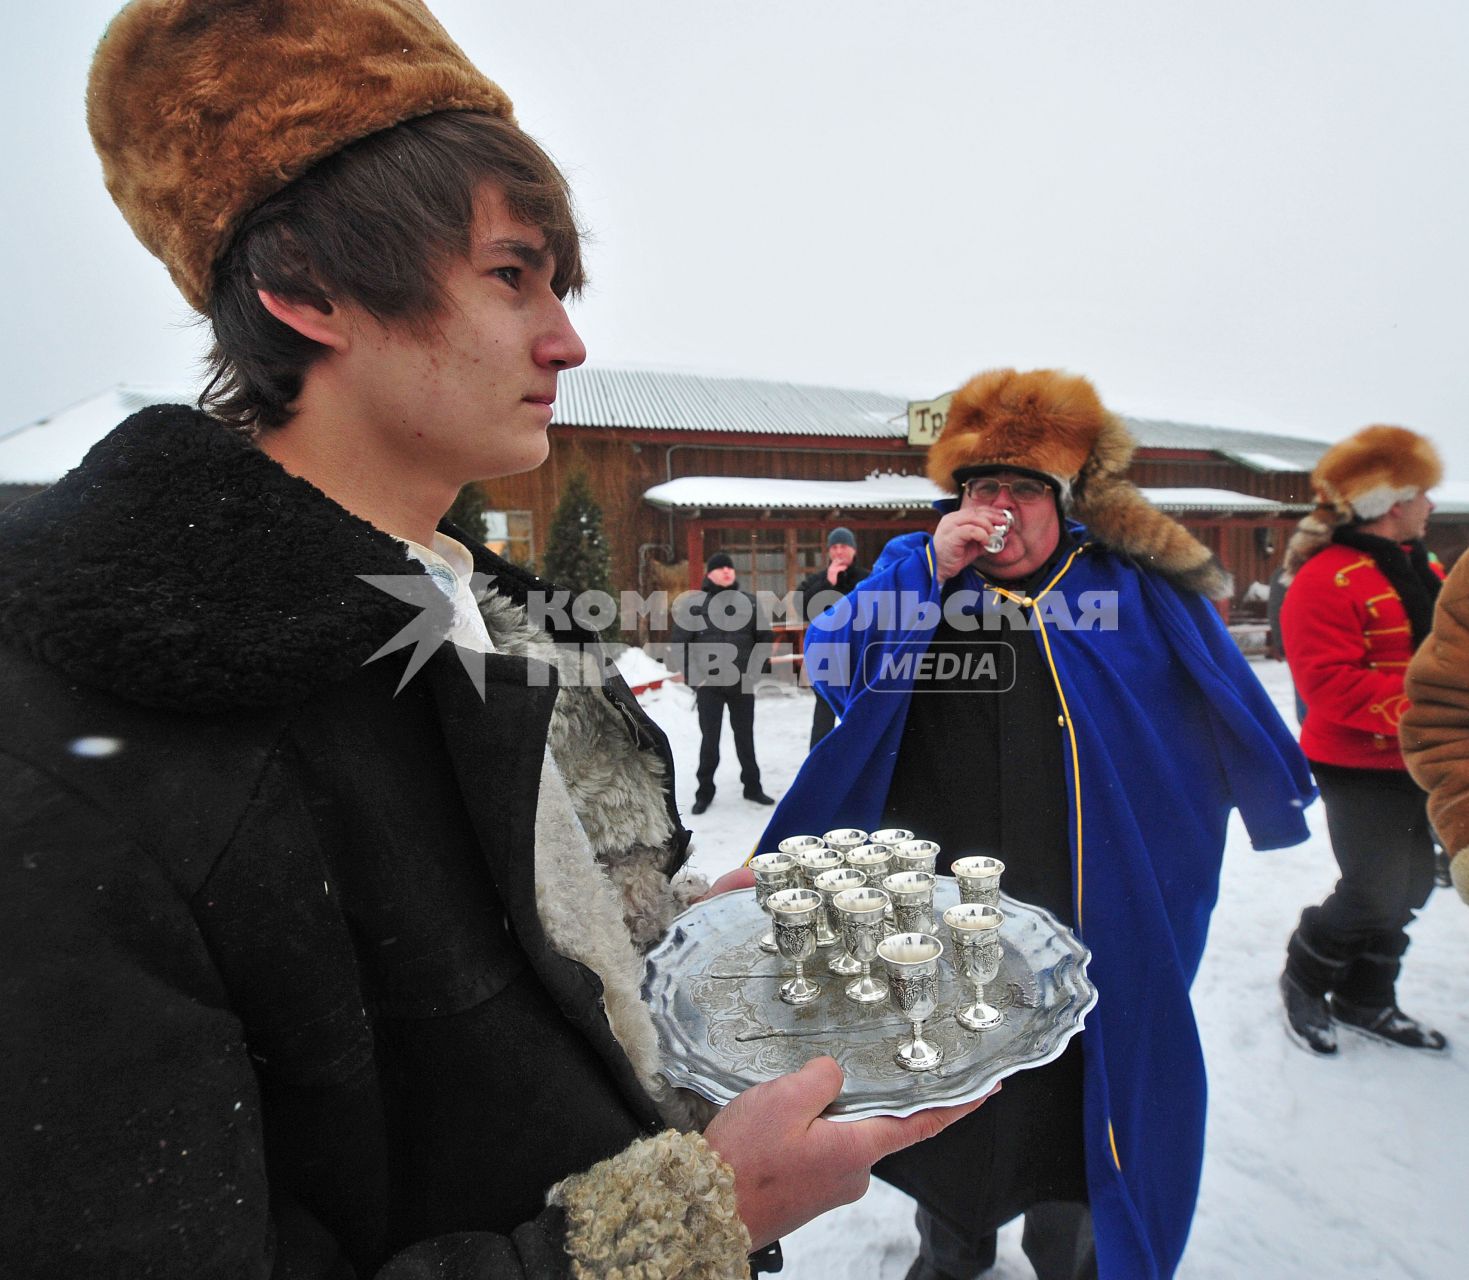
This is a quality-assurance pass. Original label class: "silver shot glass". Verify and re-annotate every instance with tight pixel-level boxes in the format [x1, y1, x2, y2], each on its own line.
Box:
[793, 847, 845, 947]
[777, 834, 827, 860]
[868, 827, 915, 846]
[821, 828, 870, 861]
[891, 838, 941, 877]
[952, 855, 1005, 907]
[943, 902, 1005, 1031]
[832, 886, 891, 1004]
[882, 870, 937, 936]
[750, 851, 800, 954]
[767, 887, 824, 1005]
[813, 866, 867, 976]
[877, 932, 945, 1071]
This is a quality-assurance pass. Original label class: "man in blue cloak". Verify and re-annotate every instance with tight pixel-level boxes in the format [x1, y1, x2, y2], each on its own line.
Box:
[760, 368, 1315, 1280]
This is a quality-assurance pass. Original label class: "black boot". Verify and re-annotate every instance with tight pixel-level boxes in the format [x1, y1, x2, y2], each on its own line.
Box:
[1281, 922, 1349, 1056]
[1280, 972, 1337, 1055]
[1329, 997, 1449, 1051]
[691, 792, 713, 815]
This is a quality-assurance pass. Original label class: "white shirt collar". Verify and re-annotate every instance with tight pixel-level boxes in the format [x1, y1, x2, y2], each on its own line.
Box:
[396, 531, 496, 654]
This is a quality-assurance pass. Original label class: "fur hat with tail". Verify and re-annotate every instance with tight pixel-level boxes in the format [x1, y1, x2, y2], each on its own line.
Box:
[1281, 425, 1442, 580]
[928, 368, 1233, 599]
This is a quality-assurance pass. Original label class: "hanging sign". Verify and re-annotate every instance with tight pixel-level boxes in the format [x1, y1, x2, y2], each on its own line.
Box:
[907, 392, 953, 446]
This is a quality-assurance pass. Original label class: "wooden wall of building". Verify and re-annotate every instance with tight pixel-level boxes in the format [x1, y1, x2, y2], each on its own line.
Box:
[477, 429, 1461, 604]
[478, 429, 928, 593]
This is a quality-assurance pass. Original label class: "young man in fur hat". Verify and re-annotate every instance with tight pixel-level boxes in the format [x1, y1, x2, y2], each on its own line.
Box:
[669, 552, 777, 814]
[760, 369, 1315, 1280]
[1277, 426, 1449, 1055]
[0, 3, 985, 1275]
[800, 527, 869, 746]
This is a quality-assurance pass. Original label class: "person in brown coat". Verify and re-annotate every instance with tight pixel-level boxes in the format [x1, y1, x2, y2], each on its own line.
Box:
[1402, 549, 1469, 905]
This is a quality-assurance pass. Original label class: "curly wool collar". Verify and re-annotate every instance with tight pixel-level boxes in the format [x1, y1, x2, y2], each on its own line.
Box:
[0, 405, 527, 712]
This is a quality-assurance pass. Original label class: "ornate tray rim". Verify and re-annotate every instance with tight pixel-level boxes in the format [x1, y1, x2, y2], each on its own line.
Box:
[642, 880, 1097, 1121]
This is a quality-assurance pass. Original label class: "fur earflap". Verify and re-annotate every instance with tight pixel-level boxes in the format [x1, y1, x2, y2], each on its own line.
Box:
[927, 368, 1134, 497]
[1312, 425, 1442, 522]
[1075, 477, 1234, 601]
[1280, 505, 1342, 582]
[87, 0, 513, 309]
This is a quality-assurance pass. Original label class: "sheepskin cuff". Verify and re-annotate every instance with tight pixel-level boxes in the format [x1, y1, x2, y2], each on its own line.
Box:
[1451, 849, 1469, 906]
[548, 1130, 751, 1279]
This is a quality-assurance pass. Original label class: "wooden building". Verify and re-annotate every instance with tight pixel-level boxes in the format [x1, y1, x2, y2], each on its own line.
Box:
[476, 367, 1439, 622]
[6, 379, 1466, 612]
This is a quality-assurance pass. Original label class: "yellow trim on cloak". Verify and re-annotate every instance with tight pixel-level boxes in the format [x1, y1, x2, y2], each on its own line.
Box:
[984, 545, 1088, 930]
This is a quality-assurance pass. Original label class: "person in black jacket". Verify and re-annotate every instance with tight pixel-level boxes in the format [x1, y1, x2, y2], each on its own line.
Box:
[0, 4, 987, 1276]
[799, 527, 869, 746]
[670, 552, 777, 813]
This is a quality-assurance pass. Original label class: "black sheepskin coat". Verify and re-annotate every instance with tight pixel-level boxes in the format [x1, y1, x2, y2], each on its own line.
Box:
[0, 407, 689, 1278]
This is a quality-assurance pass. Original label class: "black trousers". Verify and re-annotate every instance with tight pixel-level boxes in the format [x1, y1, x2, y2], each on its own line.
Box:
[917, 1201, 1096, 1280]
[695, 685, 761, 799]
[1288, 762, 1437, 1007]
[809, 694, 837, 748]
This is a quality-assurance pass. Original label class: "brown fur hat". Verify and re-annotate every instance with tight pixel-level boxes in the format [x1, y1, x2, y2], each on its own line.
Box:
[928, 368, 1232, 599]
[87, 0, 514, 311]
[927, 368, 1131, 499]
[1282, 424, 1442, 579]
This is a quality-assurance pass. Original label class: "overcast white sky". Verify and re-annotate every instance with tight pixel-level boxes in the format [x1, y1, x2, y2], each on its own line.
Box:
[3, 1, 1465, 471]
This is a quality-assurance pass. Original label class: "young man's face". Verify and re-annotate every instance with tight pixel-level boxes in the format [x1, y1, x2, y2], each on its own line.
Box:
[335, 183, 586, 485]
[707, 566, 737, 587]
[1393, 490, 1434, 541]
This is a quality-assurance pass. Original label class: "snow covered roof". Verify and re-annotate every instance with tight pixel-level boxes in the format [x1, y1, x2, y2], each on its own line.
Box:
[644, 474, 1309, 516]
[0, 385, 194, 484]
[644, 473, 944, 512]
[1137, 487, 1306, 513]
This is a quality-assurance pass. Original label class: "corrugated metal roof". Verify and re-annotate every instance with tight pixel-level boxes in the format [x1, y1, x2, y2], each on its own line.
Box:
[555, 369, 1335, 470]
[643, 474, 1308, 516]
[1127, 415, 1329, 471]
[552, 367, 908, 437]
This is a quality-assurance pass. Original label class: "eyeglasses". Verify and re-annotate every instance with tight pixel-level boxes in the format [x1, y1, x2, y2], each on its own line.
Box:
[963, 476, 1052, 504]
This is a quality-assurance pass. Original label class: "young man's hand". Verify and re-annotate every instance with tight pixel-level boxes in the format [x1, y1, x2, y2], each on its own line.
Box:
[703, 1056, 995, 1249]
[694, 866, 757, 901]
[932, 506, 1007, 584]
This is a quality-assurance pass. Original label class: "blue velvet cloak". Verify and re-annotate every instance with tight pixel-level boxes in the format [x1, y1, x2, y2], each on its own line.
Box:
[759, 526, 1315, 1279]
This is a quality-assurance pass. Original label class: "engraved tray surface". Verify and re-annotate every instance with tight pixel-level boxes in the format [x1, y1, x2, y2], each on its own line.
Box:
[642, 878, 1097, 1120]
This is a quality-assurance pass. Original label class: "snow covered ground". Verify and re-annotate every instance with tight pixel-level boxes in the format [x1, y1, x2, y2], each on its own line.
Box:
[629, 661, 1467, 1279]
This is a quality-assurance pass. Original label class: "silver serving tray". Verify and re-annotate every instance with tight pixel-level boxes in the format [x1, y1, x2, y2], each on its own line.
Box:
[642, 878, 1096, 1120]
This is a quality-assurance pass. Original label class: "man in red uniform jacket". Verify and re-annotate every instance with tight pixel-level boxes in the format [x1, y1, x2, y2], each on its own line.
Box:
[1279, 425, 1448, 1055]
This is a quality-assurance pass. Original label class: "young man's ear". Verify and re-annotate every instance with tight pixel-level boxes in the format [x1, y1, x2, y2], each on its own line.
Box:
[257, 289, 351, 352]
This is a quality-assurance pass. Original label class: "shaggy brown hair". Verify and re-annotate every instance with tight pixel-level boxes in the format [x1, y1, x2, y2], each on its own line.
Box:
[202, 110, 584, 432]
